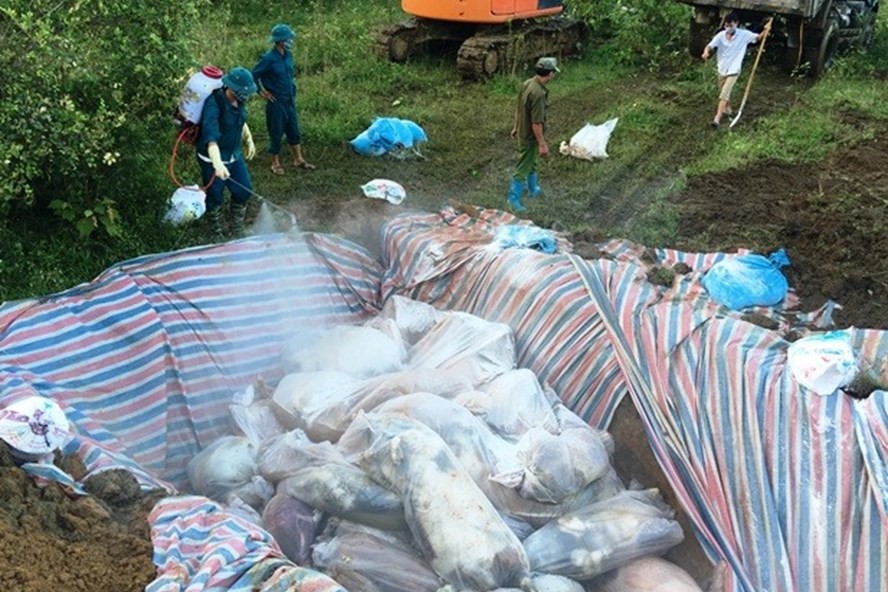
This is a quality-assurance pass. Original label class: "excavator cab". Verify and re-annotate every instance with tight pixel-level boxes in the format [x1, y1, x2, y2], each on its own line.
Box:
[402, 0, 565, 23]
[378, 0, 586, 79]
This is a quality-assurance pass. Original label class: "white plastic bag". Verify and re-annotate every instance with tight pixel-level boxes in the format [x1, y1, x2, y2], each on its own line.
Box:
[164, 185, 206, 225]
[559, 118, 619, 161]
[186, 436, 259, 501]
[787, 331, 858, 395]
[361, 179, 406, 205]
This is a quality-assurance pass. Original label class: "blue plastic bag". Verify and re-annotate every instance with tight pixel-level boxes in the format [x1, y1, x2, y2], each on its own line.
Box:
[701, 249, 790, 310]
[349, 117, 427, 157]
[493, 225, 558, 254]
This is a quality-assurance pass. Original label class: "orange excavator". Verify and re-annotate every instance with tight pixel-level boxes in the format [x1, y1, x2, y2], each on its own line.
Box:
[376, 0, 587, 79]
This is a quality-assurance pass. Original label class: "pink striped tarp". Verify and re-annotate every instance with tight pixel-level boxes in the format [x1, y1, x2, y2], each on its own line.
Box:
[2, 211, 885, 592]
[380, 208, 888, 592]
[147, 495, 346, 592]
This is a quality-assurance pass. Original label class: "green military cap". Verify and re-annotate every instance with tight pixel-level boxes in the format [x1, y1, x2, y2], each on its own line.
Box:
[535, 57, 561, 73]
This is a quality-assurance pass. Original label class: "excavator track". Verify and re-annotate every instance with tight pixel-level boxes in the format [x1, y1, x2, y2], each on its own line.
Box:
[457, 17, 587, 80]
[376, 17, 475, 63]
[376, 16, 587, 80]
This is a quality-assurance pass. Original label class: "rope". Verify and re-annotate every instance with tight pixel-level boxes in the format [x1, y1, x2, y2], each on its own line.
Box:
[168, 127, 215, 192]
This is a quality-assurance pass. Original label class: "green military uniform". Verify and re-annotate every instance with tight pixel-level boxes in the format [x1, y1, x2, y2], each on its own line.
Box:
[507, 57, 559, 213]
[514, 77, 549, 180]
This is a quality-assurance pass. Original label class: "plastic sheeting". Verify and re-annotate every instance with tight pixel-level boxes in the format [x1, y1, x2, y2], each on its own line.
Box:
[1, 208, 886, 592]
[0, 232, 382, 590]
[381, 207, 888, 592]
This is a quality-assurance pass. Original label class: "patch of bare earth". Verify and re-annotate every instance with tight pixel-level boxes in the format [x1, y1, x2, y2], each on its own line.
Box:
[672, 125, 888, 329]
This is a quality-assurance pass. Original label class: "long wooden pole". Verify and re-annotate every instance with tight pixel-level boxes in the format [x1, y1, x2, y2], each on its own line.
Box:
[730, 17, 773, 129]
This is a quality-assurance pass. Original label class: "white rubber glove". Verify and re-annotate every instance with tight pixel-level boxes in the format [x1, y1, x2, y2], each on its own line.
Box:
[207, 143, 230, 179]
[242, 124, 256, 161]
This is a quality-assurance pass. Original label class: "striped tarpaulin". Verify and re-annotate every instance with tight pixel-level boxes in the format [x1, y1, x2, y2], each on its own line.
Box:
[0, 233, 382, 489]
[147, 496, 346, 592]
[380, 209, 887, 592]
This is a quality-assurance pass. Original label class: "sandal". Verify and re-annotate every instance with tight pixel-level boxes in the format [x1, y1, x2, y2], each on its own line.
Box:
[270, 162, 285, 175]
[293, 160, 316, 170]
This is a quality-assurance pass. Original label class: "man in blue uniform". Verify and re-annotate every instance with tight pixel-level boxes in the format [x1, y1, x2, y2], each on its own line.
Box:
[197, 66, 257, 239]
[252, 23, 315, 175]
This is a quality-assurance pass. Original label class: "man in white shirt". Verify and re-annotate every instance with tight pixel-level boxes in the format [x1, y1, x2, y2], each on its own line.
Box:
[702, 13, 771, 128]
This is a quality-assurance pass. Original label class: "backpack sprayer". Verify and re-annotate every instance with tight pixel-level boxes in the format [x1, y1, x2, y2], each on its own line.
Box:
[169, 65, 224, 190]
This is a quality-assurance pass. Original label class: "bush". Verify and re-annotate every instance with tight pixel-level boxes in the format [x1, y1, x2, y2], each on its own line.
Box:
[0, 1, 205, 237]
[571, 0, 689, 69]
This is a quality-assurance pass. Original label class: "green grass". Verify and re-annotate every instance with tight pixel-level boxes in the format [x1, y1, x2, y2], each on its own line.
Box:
[2, 0, 887, 301]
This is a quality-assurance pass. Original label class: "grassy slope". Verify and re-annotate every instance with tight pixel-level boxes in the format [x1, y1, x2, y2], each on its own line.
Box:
[221, 0, 887, 246]
[2, 0, 886, 301]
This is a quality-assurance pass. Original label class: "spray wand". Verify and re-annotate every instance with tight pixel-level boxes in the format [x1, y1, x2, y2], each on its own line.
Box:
[225, 177, 298, 229]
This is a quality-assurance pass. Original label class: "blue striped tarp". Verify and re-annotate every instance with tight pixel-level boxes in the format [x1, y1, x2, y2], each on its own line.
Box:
[0, 232, 381, 490]
[2, 212, 885, 592]
[380, 208, 888, 592]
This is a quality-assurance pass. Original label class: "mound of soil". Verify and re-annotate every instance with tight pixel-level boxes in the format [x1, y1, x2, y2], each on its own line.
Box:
[672, 128, 888, 329]
[0, 443, 164, 592]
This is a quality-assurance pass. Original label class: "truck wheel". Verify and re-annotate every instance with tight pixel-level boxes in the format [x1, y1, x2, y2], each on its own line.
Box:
[803, 18, 839, 77]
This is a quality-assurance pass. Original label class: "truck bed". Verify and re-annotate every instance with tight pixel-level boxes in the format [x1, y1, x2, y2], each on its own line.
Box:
[675, 0, 823, 18]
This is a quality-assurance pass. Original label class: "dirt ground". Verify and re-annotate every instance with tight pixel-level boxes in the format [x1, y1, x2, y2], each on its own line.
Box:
[671, 126, 888, 330]
[0, 442, 164, 591]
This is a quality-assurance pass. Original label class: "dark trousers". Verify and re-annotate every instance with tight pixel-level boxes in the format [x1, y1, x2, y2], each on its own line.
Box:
[197, 156, 252, 210]
[265, 98, 301, 154]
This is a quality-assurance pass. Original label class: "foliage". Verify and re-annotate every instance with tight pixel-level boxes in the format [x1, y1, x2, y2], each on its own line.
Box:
[570, 0, 689, 69]
[0, 0, 205, 236]
[1, 0, 886, 303]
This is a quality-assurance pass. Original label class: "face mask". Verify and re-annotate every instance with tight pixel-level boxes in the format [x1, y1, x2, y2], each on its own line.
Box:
[283, 40, 294, 50]
[234, 91, 249, 103]
[725, 25, 737, 34]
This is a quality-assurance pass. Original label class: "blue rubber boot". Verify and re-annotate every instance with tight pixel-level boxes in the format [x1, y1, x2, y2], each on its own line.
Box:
[507, 178, 527, 213]
[527, 172, 542, 199]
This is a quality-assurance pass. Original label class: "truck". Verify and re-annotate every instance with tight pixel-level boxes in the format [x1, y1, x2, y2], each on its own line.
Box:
[375, 0, 588, 80]
[678, 0, 879, 76]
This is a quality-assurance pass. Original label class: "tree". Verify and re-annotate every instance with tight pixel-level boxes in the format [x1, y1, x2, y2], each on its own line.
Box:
[0, 1, 205, 237]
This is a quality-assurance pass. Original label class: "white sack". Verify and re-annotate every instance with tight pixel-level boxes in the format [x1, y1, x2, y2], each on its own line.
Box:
[514, 425, 611, 503]
[378, 296, 445, 346]
[786, 331, 858, 395]
[480, 368, 560, 438]
[272, 369, 476, 443]
[163, 186, 206, 225]
[346, 413, 533, 591]
[281, 324, 404, 378]
[361, 179, 407, 205]
[229, 399, 286, 446]
[408, 312, 516, 386]
[257, 428, 345, 482]
[186, 436, 258, 501]
[271, 370, 368, 442]
[559, 118, 619, 161]
[277, 464, 407, 531]
[312, 520, 444, 592]
[530, 574, 586, 592]
[522, 489, 684, 580]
